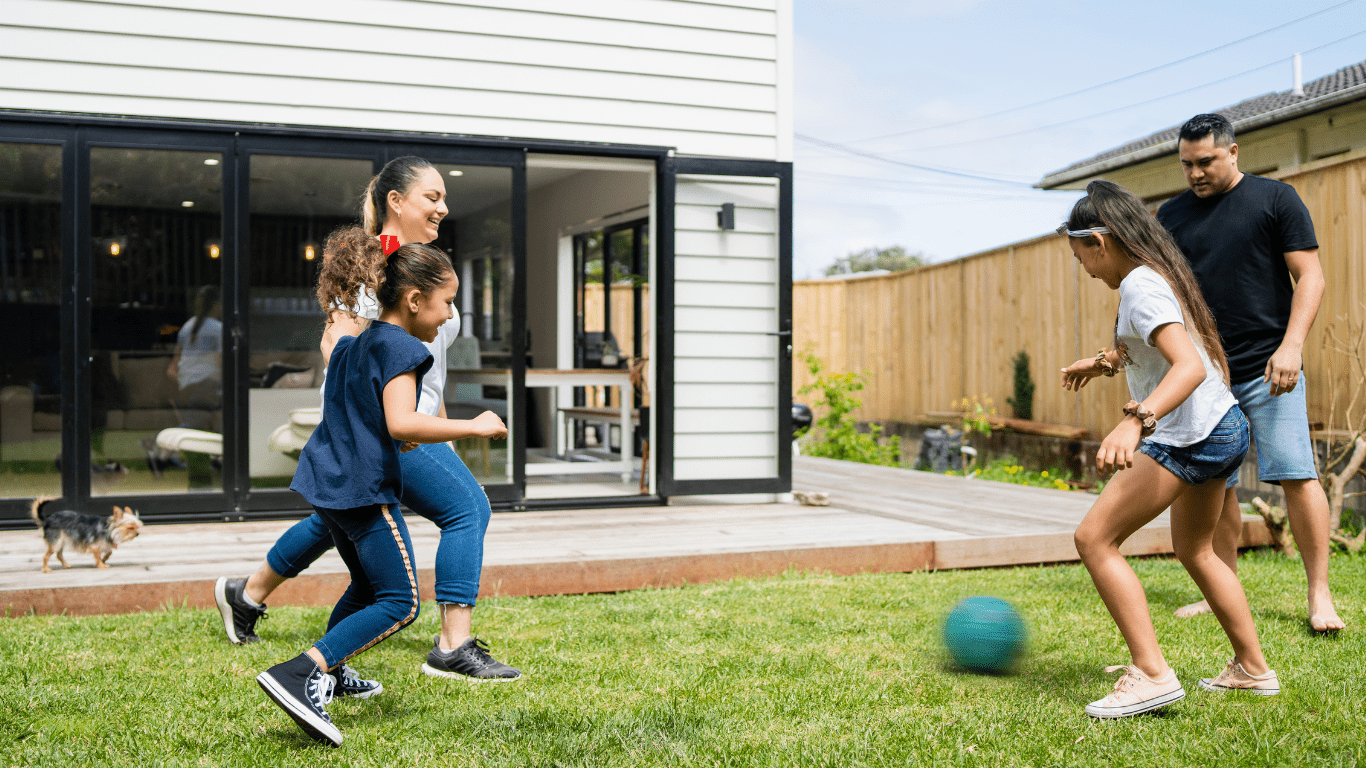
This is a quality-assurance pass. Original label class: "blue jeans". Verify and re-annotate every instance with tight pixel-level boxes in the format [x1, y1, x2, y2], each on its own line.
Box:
[1139, 406, 1249, 486]
[268, 442, 493, 605]
[1224, 374, 1319, 487]
[312, 503, 420, 669]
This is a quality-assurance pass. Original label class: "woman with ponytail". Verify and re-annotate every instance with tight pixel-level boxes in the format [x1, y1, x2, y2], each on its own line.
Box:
[1059, 180, 1277, 718]
[218, 157, 520, 693]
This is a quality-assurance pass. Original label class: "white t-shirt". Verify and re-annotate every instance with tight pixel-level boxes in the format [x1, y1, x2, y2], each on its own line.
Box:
[1116, 266, 1236, 447]
[321, 287, 460, 417]
[176, 316, 222, 389]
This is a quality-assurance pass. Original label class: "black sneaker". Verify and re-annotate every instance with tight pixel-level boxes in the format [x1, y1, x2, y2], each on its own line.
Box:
[421, 636, 521, 682]
[256, 654, 342, 747]
[331, 664, 383, 699]
[215, 576, 267, 645]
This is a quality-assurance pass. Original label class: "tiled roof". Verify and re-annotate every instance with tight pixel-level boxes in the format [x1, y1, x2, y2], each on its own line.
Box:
[1038, 60, 1366, 187]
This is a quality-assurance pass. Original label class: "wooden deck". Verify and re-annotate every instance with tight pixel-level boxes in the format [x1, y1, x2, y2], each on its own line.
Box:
[0, 456, 1271, 616]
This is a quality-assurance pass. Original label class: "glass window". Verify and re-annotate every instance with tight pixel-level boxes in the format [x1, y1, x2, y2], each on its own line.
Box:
[87, 147, 224, 496]
[441, 163, 513, 485]
[0, 142, 63, 499]
[247, 155, 373, 491]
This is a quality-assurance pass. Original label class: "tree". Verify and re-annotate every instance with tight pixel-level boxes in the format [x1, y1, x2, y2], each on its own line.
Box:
[823, 245, 925, 277]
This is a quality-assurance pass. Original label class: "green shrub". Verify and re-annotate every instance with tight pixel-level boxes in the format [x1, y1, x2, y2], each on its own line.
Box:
[946, 455, 1076, 491]
[1006, 350, 1034, 421]
[797, 350, 901, 467]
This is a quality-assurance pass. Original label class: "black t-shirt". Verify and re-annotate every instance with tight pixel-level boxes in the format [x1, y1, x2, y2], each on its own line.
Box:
[1156, 174, 1317, 385]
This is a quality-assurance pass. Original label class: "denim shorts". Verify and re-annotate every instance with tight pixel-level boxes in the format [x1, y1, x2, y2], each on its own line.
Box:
[1224, 374, 1319, 487]
[1139, 405, 1249, 486]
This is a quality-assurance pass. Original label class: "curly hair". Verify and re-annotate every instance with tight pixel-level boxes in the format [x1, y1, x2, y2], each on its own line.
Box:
[1063, 180, 1230, 384]
[316, 226, 454, 316]
[316, 225, 383, 318]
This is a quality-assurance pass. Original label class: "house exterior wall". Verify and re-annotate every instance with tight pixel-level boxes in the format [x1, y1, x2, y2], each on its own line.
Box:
[1049, 99, 1366, 202]
[0, 0, 792, 160]
[671, 173, 781, 480]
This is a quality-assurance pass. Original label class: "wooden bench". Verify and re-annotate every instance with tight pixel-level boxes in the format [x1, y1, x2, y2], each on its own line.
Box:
[558, 406, 640, 454]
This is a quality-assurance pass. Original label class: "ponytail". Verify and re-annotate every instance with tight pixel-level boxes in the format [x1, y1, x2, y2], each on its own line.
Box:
[361, 156, 435, 236]
[316, 226, 384, 317]
[1062, 180, 1230, 384]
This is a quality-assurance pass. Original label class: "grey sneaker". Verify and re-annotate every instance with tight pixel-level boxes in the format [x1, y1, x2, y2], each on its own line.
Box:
[215, 576, 267, 645]
[421, 636, 521, 682]
[331, 664, 383, 699]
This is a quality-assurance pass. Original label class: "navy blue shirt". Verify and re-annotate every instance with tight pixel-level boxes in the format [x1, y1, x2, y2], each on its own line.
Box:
[291, 321, 432, 510]
[1157, 174, 1318, 384]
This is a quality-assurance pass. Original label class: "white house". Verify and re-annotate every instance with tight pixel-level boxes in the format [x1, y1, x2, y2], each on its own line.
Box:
[0, 0, 794, 525]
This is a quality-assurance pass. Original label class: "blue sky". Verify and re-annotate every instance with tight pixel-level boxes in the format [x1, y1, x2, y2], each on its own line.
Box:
[792, 0, 1366, 278]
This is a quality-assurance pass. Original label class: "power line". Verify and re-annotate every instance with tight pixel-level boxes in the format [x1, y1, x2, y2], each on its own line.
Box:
[794, 133, 1034, 185]
[840, 0, 1362, 145]
[890, 27, 1366, 154]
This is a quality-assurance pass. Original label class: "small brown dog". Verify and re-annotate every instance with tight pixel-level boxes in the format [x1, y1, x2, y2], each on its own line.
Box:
[29, 497, 143, 573]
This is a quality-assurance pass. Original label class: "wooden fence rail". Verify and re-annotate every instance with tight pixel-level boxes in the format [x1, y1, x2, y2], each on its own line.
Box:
[794, 153, 1366, 439]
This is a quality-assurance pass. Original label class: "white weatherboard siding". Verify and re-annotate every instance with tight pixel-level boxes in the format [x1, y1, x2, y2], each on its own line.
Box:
[672, 174, 779, 481]
[0, 0, 790, 160]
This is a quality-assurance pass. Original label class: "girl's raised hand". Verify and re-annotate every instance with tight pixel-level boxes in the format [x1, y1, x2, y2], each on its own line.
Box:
[470, 410, 508, 439]
[1061, 358, 1101, 391]
[1095, 419, 1142, 475]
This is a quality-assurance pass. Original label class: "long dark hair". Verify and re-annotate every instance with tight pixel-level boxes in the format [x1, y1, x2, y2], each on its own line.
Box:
[361, 156, 436, 236]
[317, 225, 453, 315]
[1063, 180, 1230, 383]
[189, 284, 219, 344]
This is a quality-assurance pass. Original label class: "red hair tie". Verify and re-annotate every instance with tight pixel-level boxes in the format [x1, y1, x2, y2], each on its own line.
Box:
[379, 235, 400, 256]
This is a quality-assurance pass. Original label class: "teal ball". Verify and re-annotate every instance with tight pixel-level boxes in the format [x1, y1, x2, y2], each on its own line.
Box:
[943, 596, 1026, 673]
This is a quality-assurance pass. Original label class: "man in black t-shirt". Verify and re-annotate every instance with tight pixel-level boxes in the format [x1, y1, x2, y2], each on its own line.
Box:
[1156, 113, 1342, 632]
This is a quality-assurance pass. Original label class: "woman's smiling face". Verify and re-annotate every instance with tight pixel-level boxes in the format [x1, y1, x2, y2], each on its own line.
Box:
[391, 167, 448, 244]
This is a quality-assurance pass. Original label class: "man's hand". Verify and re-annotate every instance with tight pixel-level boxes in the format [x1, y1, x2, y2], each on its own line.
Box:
[1264, 343, 1303, 397]
[1096, 419, 1143, 475]
[1061, 358, 1102, 391]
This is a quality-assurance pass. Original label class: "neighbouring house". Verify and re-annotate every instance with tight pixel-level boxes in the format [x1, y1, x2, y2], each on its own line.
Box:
[1038, 59, 1366, 200]
[0, 1, 794, 527]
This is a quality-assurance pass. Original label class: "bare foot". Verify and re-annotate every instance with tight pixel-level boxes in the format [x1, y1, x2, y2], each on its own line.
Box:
[1174, 599, 1212, 618]
[1310, 590, 1345, 632]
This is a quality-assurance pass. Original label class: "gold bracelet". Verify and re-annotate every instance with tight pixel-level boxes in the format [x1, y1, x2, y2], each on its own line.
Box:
[1095, 349, 1116, 377]
[1123, 400, 1158, 436]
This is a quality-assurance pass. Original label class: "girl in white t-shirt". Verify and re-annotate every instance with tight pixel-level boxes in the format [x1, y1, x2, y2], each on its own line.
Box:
[1059, 180, 1277, 719]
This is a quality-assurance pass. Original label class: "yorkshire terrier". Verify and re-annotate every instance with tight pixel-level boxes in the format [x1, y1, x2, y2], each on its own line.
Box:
[29, 497, 143, 573]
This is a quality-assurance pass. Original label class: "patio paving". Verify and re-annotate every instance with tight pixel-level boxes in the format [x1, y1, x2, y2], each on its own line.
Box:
[0, 456, 1270, 616]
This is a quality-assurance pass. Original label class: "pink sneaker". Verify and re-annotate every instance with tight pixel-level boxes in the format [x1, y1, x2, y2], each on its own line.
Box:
[1198, 659, 1280, 696]
[1085, 664, 1186, 719]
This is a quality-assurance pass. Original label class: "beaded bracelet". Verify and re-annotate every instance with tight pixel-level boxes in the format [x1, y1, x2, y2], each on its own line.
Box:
[1122, 400, 1158, 436]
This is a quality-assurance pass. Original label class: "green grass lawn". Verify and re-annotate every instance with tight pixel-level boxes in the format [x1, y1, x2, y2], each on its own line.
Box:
[2, 550, 1363, 767]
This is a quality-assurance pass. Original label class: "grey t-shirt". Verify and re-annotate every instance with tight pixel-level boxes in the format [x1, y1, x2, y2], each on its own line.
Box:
[1117, 266, 1236, 447]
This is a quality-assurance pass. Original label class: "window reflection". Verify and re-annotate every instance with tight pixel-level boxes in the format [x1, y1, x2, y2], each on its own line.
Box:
[247, 155, 373, 490]
[0, 142, 62, 499]
[87, 147, 224, 495]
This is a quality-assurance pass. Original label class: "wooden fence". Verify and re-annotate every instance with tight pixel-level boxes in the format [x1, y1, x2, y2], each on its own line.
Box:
[794, 152, 1366, 438]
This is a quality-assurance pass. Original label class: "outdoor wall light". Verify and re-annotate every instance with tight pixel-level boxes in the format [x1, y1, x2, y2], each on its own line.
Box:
[303, 242, 318, 261]
[717, 202, 735, 230]
[448, 169, 464, 177]
[205, 240, 221, 259]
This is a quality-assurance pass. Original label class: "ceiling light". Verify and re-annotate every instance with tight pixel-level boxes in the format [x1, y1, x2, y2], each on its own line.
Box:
[448, 170, 464, 177]
[182, 201, 195, 208]
[203, 158, 220, 166]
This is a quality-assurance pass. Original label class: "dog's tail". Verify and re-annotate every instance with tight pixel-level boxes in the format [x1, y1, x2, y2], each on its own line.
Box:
[29, 496, 57, 528]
